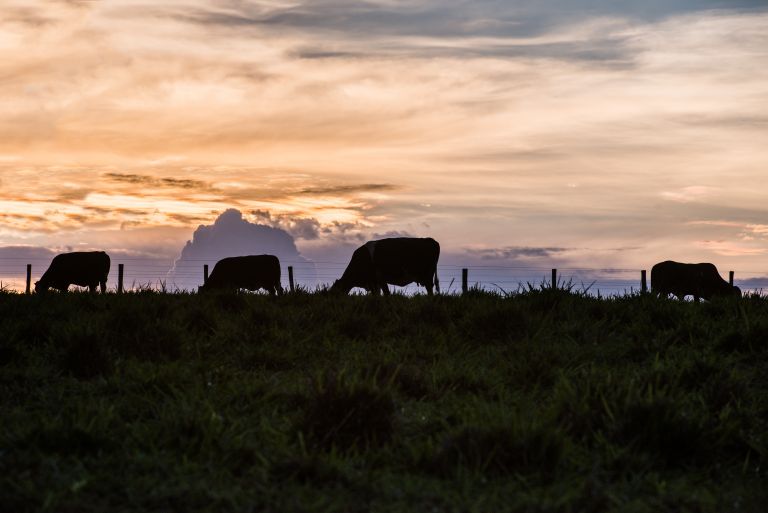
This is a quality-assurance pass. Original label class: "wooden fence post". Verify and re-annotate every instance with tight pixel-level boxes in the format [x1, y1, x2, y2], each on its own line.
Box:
[203, 264, 209, 285]
[25, 264, 31, 294]
[551, 269, 557, 290]
[118, 264, 124, 294]
[462, 268, 468, 294]
[288, 266, 295, 292]
[641, 270, 647, 294]
[729, 271, 734, 287]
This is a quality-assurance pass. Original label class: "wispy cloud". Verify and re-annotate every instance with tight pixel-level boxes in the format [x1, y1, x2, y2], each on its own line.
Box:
[661, 186, 718, 203]
[104, 173, 210, 190]
[467, 246, 571, 260]
[696, 240, 767, 257]
[297, 184, 398, 195]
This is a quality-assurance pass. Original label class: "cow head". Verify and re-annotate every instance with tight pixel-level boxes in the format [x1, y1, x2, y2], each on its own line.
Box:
[732, 285, 742, 298]
[34, 280, 47, 294]
[329, 279, 351, 295]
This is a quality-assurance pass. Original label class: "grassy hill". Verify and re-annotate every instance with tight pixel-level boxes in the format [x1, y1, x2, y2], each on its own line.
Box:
[0, 289, 766, 512]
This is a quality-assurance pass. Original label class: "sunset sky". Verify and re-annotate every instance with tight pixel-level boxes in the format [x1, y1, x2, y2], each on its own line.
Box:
[1, 1, 767, 290]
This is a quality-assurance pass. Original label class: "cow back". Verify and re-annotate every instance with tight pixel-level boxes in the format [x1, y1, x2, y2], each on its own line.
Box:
[333, 237, 440, 292]
[41, 251, 110, 288]
[204, 255, 281, 291]
[370, 237, 440, 286]
[651, 260, 734, 299]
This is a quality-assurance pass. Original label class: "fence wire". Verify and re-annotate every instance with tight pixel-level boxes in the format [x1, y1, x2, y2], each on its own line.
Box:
[2, 258, 765, 296]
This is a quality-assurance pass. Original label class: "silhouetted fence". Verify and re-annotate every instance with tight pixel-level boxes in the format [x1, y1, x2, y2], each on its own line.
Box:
[0, 259, 756, 296]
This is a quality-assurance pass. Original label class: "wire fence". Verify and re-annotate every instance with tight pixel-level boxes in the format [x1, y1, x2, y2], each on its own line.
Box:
[1, 257, 766, 296]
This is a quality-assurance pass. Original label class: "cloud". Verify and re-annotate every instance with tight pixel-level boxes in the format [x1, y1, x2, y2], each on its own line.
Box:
[660, 186, 718, 203]
[104, 173, 209, 190]
[141, 0, 768, 70]
[169, 1, 766, 39]
[1, 165, 397, 235]
[168, 209, 316, 290]
[0, 245, 57, 263]
[2, 7, 56, 28]
[297, 183, 398, 195]
[732, 276, 768, 291]
[745, 224, 768, 236]
[372, 230, 414, 239]
[163, 2, 638, 64]
[467, 246, 570, 260]
[251, 209, 322, 240]
[695, 240, 766, 256]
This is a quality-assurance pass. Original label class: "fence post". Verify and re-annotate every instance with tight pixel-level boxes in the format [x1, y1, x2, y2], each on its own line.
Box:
[25, 264, 31, 294]
[288, 266, 295, 292]
[118, 264, 124, 294]
[641, 270, 647, 294]
[729, 271, 734, 287]
[203, 264, 209, 285]
[551, 269, 557, 290]
[462, 268, 468, 294]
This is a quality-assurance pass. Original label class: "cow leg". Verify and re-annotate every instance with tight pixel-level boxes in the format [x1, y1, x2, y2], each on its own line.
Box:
[381, 283, 390, 296]
[422, 277, 434, 296]
[89, 283, 97, 293]
[100, 280, 107, 293]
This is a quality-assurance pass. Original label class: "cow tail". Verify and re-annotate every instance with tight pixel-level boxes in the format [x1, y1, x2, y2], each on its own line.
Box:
[434, 268, 440, 294]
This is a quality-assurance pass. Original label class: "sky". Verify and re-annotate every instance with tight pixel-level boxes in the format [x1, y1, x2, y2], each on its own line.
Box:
[1, 0, 767, 291]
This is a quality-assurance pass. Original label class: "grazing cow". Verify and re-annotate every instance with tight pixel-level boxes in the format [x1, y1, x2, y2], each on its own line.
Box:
[651, 260, 741, 301]
[35, 251, 111, 293]
[198, 255, 282, 295]
[331, 237, 440, 295]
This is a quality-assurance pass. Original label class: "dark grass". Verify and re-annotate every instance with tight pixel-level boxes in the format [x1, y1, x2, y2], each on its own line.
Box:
[0, 289, 766, 512]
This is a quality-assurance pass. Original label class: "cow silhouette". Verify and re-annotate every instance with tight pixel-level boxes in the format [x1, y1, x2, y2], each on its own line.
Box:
[35, 251, 111, 293]
[651, 260, 740, 301]
[198, 255, 282, 295]
[331, 237, 440, 295]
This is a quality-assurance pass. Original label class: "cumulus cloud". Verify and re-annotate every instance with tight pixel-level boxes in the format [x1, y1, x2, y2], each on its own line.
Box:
[168, 209, 316, 290]
[251, 209, 322, 240]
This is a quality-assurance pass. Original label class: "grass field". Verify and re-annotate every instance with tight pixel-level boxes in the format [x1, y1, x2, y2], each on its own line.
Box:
[1, 288, 766, 512]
